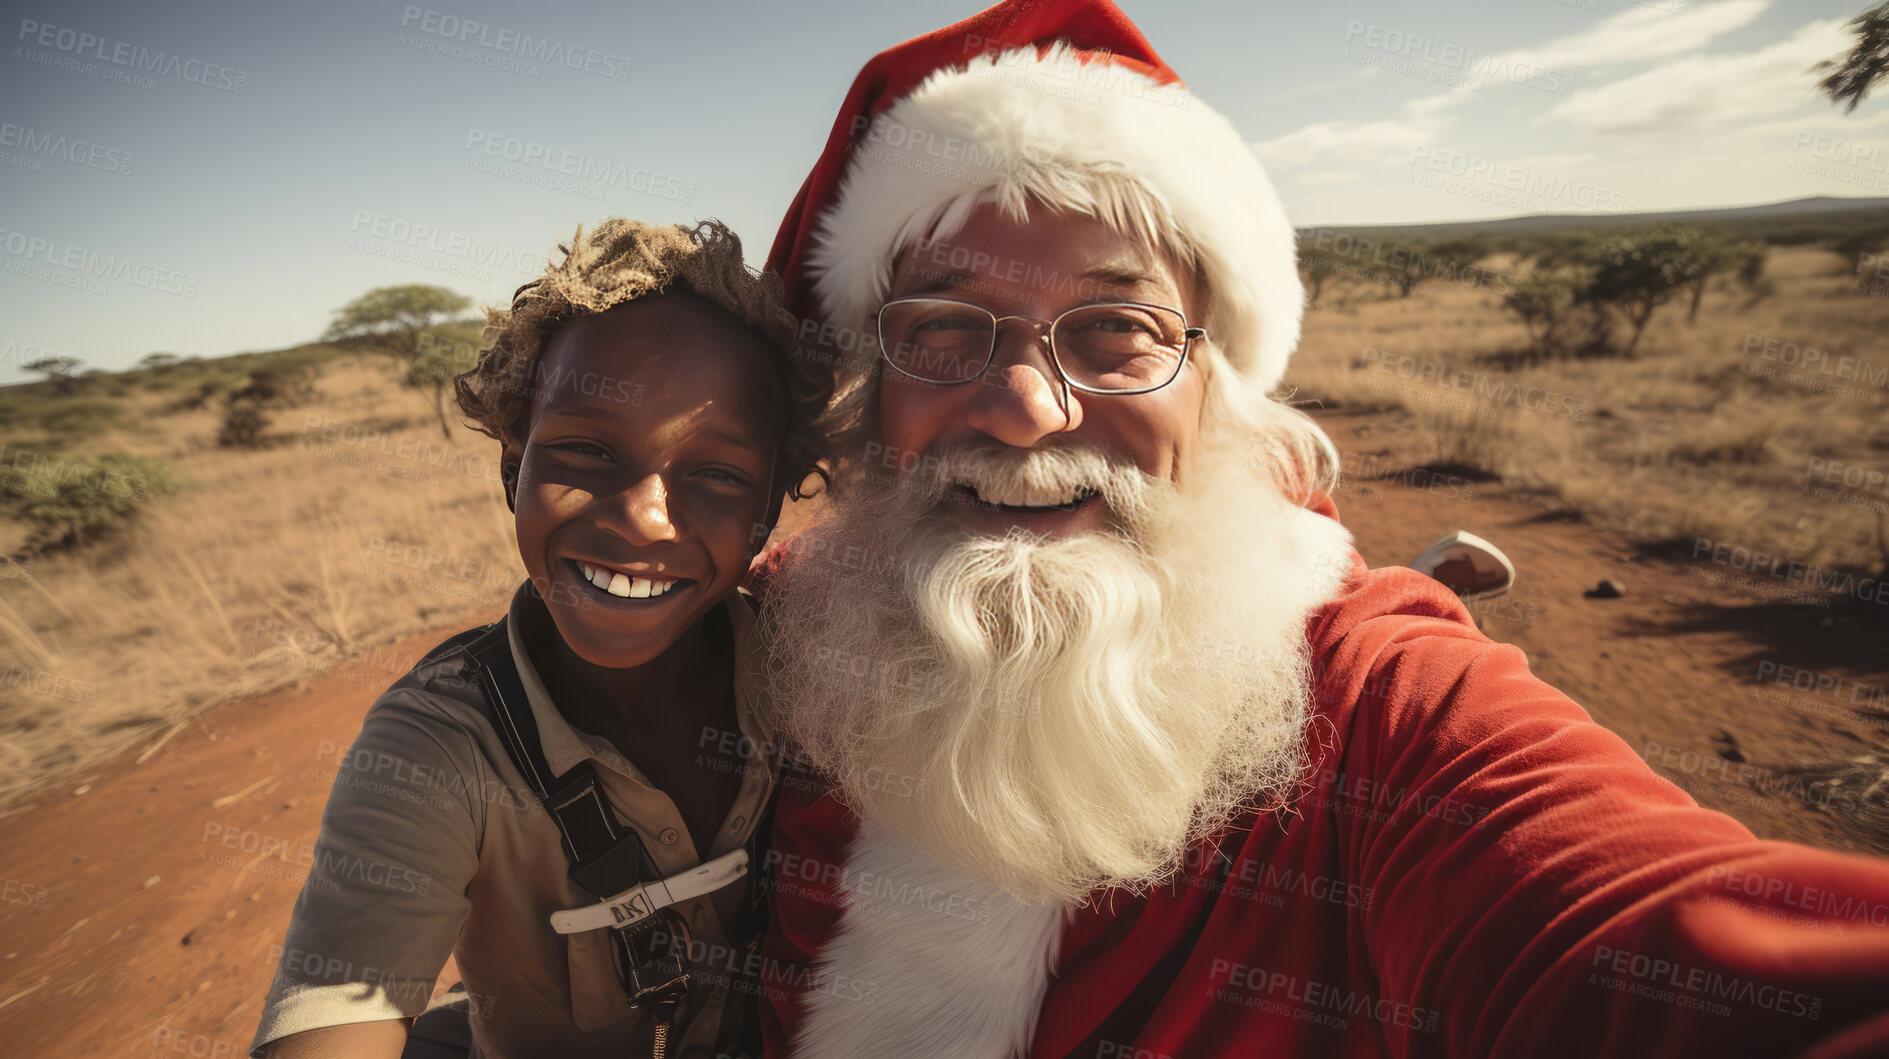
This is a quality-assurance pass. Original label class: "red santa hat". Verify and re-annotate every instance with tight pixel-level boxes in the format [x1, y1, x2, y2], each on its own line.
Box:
[767, 0, 1305, 393]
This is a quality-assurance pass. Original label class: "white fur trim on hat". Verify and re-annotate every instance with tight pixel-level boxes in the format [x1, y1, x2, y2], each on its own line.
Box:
[807, 42, 1304, 393]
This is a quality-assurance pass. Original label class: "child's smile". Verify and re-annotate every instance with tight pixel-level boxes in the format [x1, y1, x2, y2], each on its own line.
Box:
[571, 559, 687, 600]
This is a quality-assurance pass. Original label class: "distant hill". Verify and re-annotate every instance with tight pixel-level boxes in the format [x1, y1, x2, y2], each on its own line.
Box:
[1304, 196, 1889, 244]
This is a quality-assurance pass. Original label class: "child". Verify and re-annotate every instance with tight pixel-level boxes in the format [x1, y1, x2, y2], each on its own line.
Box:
[251, 219, 830, 1059]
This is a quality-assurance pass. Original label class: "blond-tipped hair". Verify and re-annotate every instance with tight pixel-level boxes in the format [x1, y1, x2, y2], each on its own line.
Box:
[455, 217, 834, 500]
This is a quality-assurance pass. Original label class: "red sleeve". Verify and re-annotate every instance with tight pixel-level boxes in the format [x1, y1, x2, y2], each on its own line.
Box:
[759, 760, 859, 1056]
[1314, 569, 1889, 1057]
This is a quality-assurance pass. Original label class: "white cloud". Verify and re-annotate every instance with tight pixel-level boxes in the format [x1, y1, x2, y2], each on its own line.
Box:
[1546, 19, 1853, 134]
[1253, 118, 1434, 168]
[1297, 169, 1365, 184]
[1251, 1, 1872, 216]
[1733, 107, 1889, 145]
[1405, 90, 1470, 121]
[1386, 1, 1771, 120]
[1496, 0, 1769, 72]
[1503, 151, 1599, 171]
[1252, 90, 1462, 171]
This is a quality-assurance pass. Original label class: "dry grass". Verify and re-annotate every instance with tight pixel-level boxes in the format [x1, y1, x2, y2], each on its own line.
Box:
[1784, 755, 1889, 846]
[1286, 246, 1889, 571]
[0, 354, 521, 808]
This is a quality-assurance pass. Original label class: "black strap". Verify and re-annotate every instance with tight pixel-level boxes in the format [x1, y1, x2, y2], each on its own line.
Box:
[459, 620, 690, 1011]
[462, 619, 650, 896]
[461, 621, 551, 792]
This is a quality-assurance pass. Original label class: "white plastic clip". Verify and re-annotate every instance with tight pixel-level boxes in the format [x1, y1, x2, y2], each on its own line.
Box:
[549, 848, 749, 935]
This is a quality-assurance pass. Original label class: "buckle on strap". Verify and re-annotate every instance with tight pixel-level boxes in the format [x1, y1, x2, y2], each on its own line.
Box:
[618, 909, 693, 1010]
[550, 848, 749, 935]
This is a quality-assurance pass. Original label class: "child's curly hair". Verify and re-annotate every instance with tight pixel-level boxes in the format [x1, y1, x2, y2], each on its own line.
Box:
[455, 218, 833, 501]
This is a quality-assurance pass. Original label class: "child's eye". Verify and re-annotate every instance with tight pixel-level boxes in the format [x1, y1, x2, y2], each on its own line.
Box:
[697, 466, 755, 487]
[546, 440, 612, 461]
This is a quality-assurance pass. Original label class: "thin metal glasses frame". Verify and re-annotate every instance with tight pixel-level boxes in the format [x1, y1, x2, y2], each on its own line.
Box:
[874, 296, 1208, 396]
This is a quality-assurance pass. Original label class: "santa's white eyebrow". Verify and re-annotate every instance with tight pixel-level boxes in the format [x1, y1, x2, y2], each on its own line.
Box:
[894, 269, 977, 296]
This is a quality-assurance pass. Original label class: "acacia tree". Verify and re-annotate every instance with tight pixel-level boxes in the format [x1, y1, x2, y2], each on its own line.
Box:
[24, 355, 85, 394]
[1380, 251, 1426, 299]
[1578, 225, 1724, 355]
[1298, 245, 1346, 307]
[217, 364, 317, 448]
[322, 285, 472, 362]
[323, 285, 475, 436]
[407, 334, 480, 438]
[1354, 241, 1440, 299]
[1421, 237, 1491, 288]
[1683, 236, 1769, 322]
[1503, 273, 1581, 359]
[1813, 1, 1889, 113]
[1833, 225, 1889, 275]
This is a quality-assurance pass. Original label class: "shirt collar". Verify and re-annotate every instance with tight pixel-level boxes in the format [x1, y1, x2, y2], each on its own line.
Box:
[504, 582, 774, 783]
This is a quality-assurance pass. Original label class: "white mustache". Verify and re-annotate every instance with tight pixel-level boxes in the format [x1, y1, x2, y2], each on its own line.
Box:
[905, 442, 1152, 520]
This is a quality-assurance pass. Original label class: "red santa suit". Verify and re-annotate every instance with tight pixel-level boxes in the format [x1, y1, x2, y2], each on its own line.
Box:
[756, 1, 1889, 1055]
[758, 527, 1889, 1057]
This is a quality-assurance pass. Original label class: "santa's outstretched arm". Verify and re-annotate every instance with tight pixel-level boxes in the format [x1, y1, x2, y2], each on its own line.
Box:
[1315, 581, 1889, 1057]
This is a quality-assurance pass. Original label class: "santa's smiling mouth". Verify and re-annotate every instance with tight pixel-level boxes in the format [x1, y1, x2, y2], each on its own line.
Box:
[570, 559, 689, 600]
[951, 483, 1101, 513]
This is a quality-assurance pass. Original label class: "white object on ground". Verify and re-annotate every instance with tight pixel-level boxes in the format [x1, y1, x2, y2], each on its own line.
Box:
[1411, 531, 1516, 601]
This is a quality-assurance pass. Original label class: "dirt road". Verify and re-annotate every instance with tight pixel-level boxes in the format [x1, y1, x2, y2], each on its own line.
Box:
[2, 408, 1884, 1057]
[0, 631, 474, 1058]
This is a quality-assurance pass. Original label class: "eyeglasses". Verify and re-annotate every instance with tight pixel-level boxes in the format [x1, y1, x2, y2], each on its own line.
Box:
[875, 297, 1206, 395]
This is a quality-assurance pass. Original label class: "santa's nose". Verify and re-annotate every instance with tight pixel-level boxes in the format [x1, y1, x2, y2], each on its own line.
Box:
[965, 327, 1082, 447]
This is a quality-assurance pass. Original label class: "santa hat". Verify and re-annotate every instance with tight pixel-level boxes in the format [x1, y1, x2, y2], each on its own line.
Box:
[767, 0, 1304, 393]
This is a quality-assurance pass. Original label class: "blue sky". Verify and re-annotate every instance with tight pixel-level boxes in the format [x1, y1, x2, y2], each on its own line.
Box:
[1, 0, 1882, 379]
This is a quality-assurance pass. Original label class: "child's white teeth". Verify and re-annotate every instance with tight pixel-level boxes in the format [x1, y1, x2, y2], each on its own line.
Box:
[577, 560, 680, 598]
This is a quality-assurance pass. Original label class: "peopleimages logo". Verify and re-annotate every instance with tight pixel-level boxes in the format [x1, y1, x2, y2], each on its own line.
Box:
[1357, 347, 1590, 421]
[1590, 945, 1822, 1020]
[462, 130, 694, 203]
[0, 443, 156, 501]
[397, 7, 630, 79]
[15, 18, 248, 91]
[1790, 132, 1889, 175]
[1407, 148, 1640, 214]
[1341, 21, 1576, 95]
[345, 211, 547, 278]
[0, 121, 133, 174]
[0, 228, 200, 297]
[1690, 536, 1889, 606]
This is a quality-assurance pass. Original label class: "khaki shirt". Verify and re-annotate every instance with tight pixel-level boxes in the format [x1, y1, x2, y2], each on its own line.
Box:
[252, 584, 776, 1058]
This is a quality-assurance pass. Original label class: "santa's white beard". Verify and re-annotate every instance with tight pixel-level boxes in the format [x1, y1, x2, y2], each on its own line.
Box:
[760, 426, 1351, 905]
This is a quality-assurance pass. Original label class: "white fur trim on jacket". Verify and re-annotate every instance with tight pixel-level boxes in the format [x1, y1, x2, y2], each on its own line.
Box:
[807, 43, 1304, 393]
[792, 819, 1066, 1059]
